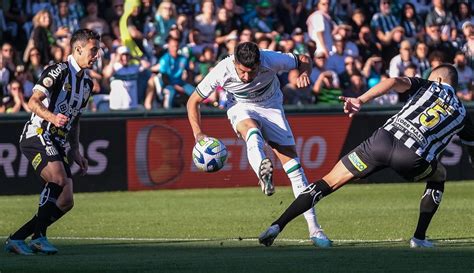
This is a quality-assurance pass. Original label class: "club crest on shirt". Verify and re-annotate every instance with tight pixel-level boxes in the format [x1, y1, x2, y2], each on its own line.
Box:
[64, 83, 72, 92]
[43, 77, 53, 88]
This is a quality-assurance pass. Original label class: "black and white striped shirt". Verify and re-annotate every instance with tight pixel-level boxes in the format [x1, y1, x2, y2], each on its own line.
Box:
[20, 55, 93, 147]
[383, 77, 474, 162]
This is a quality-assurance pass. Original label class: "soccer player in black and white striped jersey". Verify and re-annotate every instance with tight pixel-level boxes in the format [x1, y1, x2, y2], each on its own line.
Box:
[259, 64, 474, 248]
[5, 29, 100, 255]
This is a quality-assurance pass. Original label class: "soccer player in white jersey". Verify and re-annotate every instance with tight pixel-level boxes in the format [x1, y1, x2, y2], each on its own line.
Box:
[259, 64, 474, 248]
[187, 42, 332, 247]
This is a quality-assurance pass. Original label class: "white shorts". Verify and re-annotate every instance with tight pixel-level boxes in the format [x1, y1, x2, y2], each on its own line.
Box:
[227, 97, 295, 146]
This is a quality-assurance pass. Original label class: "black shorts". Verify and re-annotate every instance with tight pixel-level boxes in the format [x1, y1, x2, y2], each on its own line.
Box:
[20, 136, 72, 179]
[341, 129, 437, 181]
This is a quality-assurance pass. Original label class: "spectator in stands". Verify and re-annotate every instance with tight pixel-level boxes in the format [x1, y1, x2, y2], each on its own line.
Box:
[2, 0, 30, 51]
[313, 69, 341, 105]
[454, 51, 473, 102]
[223, 0, 244, 31]
[145, 37, 194, 109]
[389, 40, 419, 78]
[282, 69, 313, 105]
[356, 25, 381, 63]
[332, 0, 353, 24]
[349, 8, 367, 41]
[239, 27, 254, 43]
[257, 36, 276, 51]
[14, 65, 34, 100]
[153, 1, 177, 48]
[422, 50, 444, 79]
[414, 41, 431, 77]
[279, 0, 307, 33]
[425, 23, 456, 62]
[23, 9, 55, 66]
[103, 46, 151, 110]
[292, 28, 309, 56]
[25, 48, 44, 83]
[306, 0, 336, 58]
[0, 80, 30, 113]
[310, 50, 328, 84]
[362, 54, 384, 89]
[342, 71, 366, 99]
[215, 8, 237, 46]
[80, 0, 110, 35]
[370, 0, 399, 46]
[49, 45, 66, 65]
[339, 56, 363, 91]
[194, 46, 216, 84]
[217, 32, 238, 61]
[461, 22, 474, 70]
[403, 63, 418, 78]
[371, 73, 399, 105]
[0, 55, 9, 96]
[400, 2, 425, 45]
[335, 24, 359, 57]
[1, 42, 18, 73]
[425, 0, 456, 42]
[194, 0, 217, 45]
[53, 0, 80, 40]
[249, 0, 277, 37]
[327, 35, 348, 75]
[382, 26, 407, 66]
[453, 2, 473, 33]
[175, 14, 191, 48]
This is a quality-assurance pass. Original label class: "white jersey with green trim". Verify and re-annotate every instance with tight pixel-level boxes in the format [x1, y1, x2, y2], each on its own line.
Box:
[195, 50, 298, 105]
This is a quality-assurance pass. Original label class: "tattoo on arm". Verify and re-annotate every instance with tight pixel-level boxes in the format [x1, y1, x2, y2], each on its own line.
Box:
[29, 90, 55, 123]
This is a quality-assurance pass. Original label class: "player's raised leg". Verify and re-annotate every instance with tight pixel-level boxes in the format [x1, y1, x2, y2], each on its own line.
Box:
[271, 144, 332, 247]
[410, 164, 446, 248]
[237, 119, 274, 196]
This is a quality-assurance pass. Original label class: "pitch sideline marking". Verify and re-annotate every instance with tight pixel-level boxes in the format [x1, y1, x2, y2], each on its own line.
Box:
[1, 235, 472, 244]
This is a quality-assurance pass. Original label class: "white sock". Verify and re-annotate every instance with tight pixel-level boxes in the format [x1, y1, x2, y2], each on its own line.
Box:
[283, 158, 322, 237]
[245, 128, 266, 177]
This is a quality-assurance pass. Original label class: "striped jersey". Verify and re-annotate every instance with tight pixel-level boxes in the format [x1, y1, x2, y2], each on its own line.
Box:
[383, 77, 474, 162]
[195, 50, 298, 105]
[20, 55, 93, 147]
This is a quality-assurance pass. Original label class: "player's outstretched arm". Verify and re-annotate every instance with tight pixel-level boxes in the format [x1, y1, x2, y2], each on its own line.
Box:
[339, 77, 412, 117]
[187, 91, 207, 142]
[28, 90, 69, 127]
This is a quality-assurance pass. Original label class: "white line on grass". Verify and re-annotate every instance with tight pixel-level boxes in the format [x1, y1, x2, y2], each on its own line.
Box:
[1, 235, 472, 244]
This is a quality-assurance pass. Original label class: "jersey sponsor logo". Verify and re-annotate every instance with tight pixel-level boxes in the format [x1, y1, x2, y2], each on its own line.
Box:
[32, 153, 42, 170]
[43, 77, 53, 88]
[45, 145, 59, 156]
[393, 117, 427, 145]
[48, 63, 67, 79]
[348, 152, 367, 172]
[58, 101, 79, 116]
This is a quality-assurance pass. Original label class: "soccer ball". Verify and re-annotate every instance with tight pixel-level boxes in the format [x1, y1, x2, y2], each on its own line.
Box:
[192, 137, 228, 172]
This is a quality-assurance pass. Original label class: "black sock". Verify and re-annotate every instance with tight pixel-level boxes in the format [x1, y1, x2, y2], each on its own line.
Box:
[10, 215, 38, 240]
[32, 183, 65, 239]
[414, 182, 444, 240]
[273, 179, 332, 231]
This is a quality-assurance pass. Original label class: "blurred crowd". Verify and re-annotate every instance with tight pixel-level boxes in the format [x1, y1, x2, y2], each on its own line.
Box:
[0, 0, 473, 113]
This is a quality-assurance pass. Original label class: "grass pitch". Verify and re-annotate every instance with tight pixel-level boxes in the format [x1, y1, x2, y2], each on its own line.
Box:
[0, 182, 473, 273]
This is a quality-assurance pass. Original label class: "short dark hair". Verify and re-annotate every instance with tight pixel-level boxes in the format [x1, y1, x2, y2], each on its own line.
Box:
[70, 29, 100, 48]
[430, 63, 458, 88]
[234, 42, 260, 68]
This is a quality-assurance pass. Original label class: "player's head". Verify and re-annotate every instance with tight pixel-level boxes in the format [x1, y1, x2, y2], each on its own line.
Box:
[428, 64, 458, 89]
[234, 42, 260, 83]
[70, 29, 101, 69]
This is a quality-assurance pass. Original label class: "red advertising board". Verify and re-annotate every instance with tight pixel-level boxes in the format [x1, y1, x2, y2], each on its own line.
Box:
[127, 116, 351, 191]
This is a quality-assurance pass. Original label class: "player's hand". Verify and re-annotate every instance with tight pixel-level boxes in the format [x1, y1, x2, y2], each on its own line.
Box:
[72, 149, 88, 176]
[296, 72, 311, 88]
[195, 132, 208, 143]
[53, 113, 69, 127]
[339, 96, 363, 118]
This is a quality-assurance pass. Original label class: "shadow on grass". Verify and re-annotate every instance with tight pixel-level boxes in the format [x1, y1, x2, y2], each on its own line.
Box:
[1, 240, 473, 273]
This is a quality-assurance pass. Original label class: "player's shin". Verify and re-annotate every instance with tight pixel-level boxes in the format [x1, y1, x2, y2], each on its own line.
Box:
[245, 128, 266, 175]
[272, 179, 332, 231]
[10, 215, 38, 240]
[413, 181, 444, 240]
[33, 183, 65, 239]
[284, 158, 322, 234]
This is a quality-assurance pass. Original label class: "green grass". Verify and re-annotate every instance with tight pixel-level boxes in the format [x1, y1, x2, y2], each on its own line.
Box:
[0, 182, 473, 273]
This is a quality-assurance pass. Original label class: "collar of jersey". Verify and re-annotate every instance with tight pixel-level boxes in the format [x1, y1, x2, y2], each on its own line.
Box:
[67, 55, 82, 75]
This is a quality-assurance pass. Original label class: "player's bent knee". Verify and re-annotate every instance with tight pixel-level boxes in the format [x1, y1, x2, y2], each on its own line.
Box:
[428, 164, 447, 182]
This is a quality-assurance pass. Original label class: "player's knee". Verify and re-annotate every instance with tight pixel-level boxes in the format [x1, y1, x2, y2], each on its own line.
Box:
[428, 164, 446, 183]
[50, 176, 70, 187]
